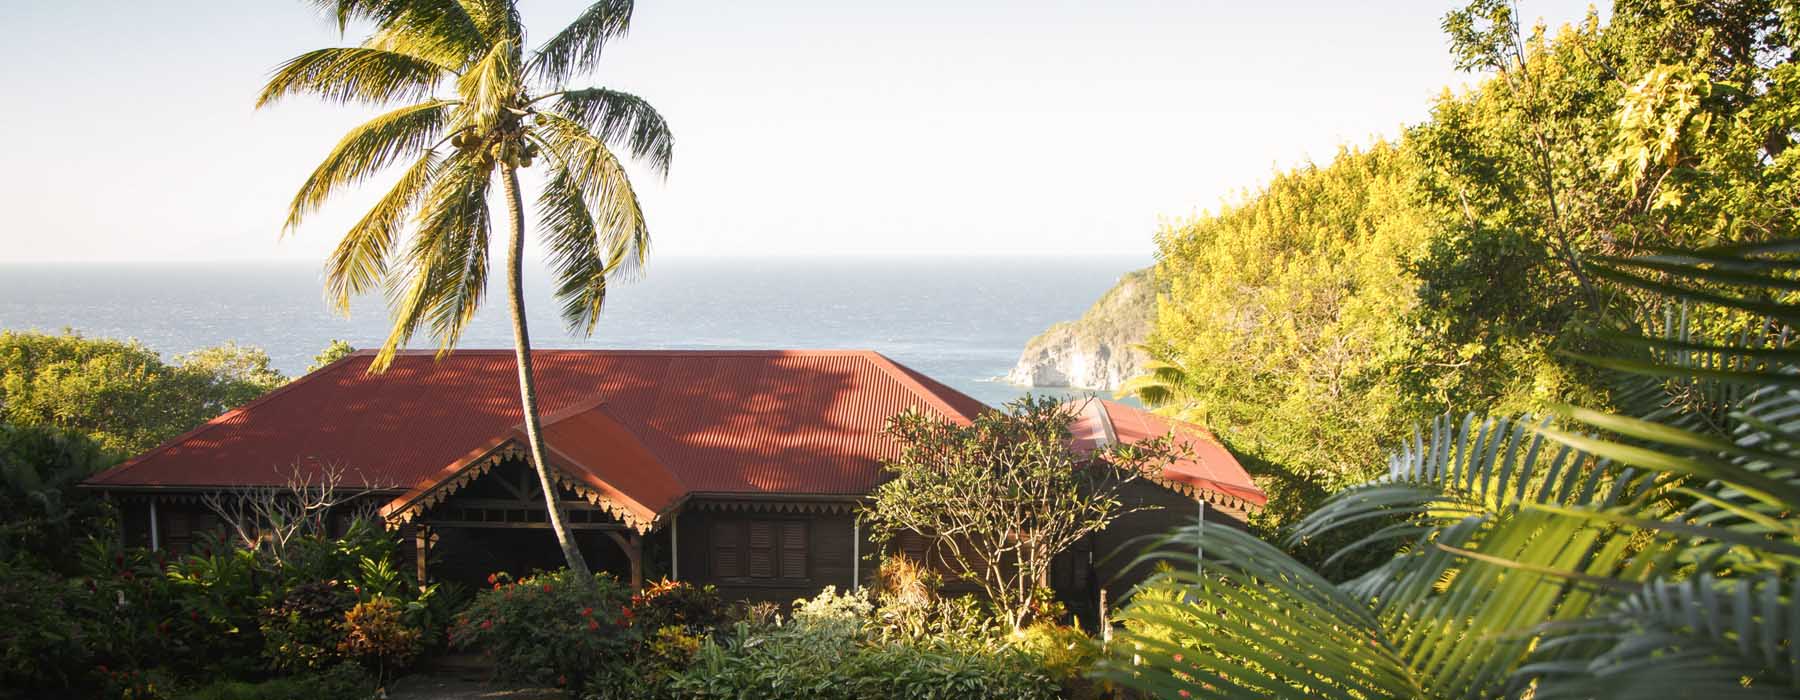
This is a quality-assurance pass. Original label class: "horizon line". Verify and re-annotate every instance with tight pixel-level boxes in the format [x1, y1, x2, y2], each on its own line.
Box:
[2, 249, 1154, 265]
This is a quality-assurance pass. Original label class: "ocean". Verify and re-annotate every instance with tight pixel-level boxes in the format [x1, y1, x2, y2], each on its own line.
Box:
[0, 256, 1147, 407]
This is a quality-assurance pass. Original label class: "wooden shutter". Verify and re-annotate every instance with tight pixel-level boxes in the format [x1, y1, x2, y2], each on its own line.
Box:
[780, 521, 807, 579]
[748, 521, 775, 578]
[711, 522, 742, 579]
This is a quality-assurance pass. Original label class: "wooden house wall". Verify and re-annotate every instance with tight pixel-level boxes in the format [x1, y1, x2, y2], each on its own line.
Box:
[676, 506, 872, 606]
[1082, 480, 1247, 617]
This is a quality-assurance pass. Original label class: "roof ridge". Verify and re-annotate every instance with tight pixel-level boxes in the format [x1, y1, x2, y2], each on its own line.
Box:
[356, 348, 893, 358]
[86, 348, 370, 486]
[858, 351, 978, 424]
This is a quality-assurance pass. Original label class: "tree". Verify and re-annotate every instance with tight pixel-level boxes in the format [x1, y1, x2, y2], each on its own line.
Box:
[0, 330, 289, 454]
[0, 422, 116, 570]
[1123, 0, 1800, 574]
[1096, 241, 1800, 696]
[201, 462, 392, 563]
[307, 339, 357, 372]
[862, 396, 1181, 629]
[260, 0, 674, 576]
[1122, 144, 1435, 535]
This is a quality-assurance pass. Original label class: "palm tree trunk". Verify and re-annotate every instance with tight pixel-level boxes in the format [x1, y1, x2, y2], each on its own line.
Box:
[500, 163, 591, 577]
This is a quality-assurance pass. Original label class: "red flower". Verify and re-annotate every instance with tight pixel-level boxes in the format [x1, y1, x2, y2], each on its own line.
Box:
[620, 606, 634, 618]
[581, 607, 593, 617]
[588, 620, 600, 631]
[1179, 691, 1191, 698]
[487, 573, 498, 585]
[1173, 653, 1183, 663]
[480, 620, 493, 630]
[542, 584, 553, 593]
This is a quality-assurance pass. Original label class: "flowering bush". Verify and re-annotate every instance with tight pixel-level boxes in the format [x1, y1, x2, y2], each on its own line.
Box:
[450, 570, 637, 689]
[35, 526, 430, 696]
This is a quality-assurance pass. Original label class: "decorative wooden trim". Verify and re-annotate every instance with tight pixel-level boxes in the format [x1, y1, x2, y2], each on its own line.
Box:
[1147, 474, 1261, 514]
[386, 443, 522, 526]
[385, 442, 668, 535]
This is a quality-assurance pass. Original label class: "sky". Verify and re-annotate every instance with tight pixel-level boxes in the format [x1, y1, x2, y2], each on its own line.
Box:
[0, 0, 1606, 263]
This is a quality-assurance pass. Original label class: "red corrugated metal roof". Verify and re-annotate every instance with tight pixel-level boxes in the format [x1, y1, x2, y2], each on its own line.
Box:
[84, 349, 1265, 521]
[1069, 398, 1267, 509]
[86, 350, 986, 506]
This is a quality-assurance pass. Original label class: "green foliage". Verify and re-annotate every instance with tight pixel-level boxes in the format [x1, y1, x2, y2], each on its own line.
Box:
[0, 331, 287, 454]
[667, 588, 1060, 700]
[451, 571, 723, 692]
[306, 339, 358, 372]
[864, 395, 1182, 628]
[1126, 0, 1800, 576]
[16, 522, 435, 698]
[0, 561, 91, 698]
[338, 596, 423, 682]
[181, 663, 374, 700]
[1098, 237, 1800, 697]
[262, 580, 356, 674]
[1130, 143, 1433, 531]
[265, 0, 672, 365]
[0, 421, 116, 569]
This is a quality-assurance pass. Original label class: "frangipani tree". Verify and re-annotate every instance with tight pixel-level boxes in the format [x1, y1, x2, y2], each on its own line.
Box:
[259, 0, 673, 575]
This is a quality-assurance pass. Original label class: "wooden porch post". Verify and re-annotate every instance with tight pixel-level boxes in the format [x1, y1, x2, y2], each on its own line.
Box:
[628, 532, 642, 591]
[604, 530, 644, 592]
[414, 526, 429, 589]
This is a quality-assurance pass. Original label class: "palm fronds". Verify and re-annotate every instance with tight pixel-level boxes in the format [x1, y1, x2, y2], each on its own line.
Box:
[529, 0, 634, 85]
[372, 149, 490, 370]
[284, 100, 450, 232]
[551, 88, 672, 176]
[263, 0, 669, 362]
[325, 151, 441, 312]
[257, 47, 449, 107]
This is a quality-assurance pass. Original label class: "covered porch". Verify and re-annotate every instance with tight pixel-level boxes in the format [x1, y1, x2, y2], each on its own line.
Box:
[384, 443, 685, 591]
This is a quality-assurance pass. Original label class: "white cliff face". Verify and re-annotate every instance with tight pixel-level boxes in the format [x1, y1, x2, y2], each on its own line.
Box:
[1005, 268, 1153, 391]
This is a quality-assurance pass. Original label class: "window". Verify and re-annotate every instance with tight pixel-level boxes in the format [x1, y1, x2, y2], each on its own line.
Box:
[711, 518, 808, 581]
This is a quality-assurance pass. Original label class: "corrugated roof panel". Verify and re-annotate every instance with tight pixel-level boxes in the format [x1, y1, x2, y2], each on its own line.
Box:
[86, 349, 989, 498]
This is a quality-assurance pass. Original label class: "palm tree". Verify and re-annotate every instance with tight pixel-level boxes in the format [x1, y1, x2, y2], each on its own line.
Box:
[1096, 241, 1800, 698]
[259, 0, 673, 576]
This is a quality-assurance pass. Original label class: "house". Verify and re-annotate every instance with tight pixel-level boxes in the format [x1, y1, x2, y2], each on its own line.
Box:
[83, 349, 1264, 609]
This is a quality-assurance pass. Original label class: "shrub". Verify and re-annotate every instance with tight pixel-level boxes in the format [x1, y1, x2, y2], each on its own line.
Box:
[261, 580, 355, 673]
[450, 570, 636, 689]
[668, 624, 1058, 700]
[98, 666, 179, 700]
[666, 587, 1061, 700]
[0, 562, 91, 698]
[338, 596, 422, 682]
[631, 578, 726, 634]
[1015, 622, 1109, 699]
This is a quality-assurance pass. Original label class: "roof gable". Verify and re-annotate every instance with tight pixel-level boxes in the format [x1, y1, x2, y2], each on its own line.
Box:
[1069, 398, 1267, 510]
